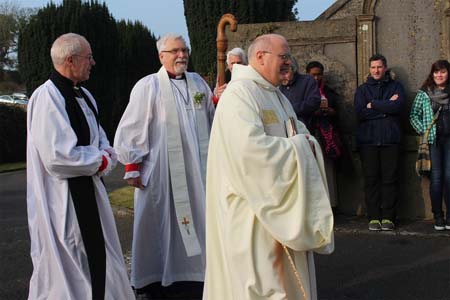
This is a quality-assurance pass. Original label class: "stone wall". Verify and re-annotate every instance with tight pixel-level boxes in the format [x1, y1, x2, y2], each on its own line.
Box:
[223, 0, 450, 219]
[374, 0, 448, 219]
[227, 17, 357, 136]
[376, 0, 442, 101]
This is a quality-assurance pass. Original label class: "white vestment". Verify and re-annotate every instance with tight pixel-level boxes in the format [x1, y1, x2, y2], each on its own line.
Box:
[114, 67, 215, 288]
[203, 65, 334, 300]
[26, 80, 135, 300]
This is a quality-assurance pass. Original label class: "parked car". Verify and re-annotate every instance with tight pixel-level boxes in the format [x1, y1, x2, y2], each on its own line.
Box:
[11, 93, 28, 101]
[0, 94, 28, 105]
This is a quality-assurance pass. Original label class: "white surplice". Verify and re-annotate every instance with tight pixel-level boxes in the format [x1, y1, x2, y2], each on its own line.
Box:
[203, 65, 334, 300]
[114, 67, 215, 288]
[26, 80, 135, 300]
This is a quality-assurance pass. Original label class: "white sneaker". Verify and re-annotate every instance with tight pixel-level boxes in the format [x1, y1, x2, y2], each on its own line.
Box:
[434, 218, 445, 231]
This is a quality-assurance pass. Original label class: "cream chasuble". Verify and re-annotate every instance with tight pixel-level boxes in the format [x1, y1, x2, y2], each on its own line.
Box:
[203, 65, 334, 300]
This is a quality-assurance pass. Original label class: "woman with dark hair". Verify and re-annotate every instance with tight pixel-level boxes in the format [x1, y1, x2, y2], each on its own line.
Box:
[306, 61, 341, 208]
[410, 59, 450, 230]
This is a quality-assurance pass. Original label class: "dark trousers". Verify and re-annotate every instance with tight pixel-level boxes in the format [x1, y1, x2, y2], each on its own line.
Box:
[360, 145, 400, 221]
[429, 136, 450, 220]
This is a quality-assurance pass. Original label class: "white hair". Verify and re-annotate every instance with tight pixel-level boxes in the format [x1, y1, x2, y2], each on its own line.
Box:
[157, 33, 188, 53]
[226, 47, 247, 65]
[50, 33, 89, 66]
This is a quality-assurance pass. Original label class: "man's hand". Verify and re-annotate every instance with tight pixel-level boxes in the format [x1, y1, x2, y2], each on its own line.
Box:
[390, 94, 399, 101]
[214, 83, 227, 99]
[366, 102, 372, 109]
[127, 176, 145, 190]
[316, 106, 336, 116]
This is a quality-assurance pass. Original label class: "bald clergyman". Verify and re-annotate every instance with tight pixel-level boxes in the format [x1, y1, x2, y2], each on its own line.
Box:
[203, 33, 334, 300]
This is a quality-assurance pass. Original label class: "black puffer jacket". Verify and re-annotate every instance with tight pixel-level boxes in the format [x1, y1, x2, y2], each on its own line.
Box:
[354, 72, 405, 145]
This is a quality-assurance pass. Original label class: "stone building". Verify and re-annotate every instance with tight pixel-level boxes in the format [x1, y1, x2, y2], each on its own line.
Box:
[226, 0, 450, 219]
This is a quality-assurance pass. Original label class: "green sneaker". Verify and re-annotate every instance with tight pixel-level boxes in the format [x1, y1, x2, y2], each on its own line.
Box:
[381, 219, 395, 231]
[368, 220, 381, 231]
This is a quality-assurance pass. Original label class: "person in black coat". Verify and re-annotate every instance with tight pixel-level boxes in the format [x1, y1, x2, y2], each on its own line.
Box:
[279, 56, 321, 133]
[354, 54, 405, 231]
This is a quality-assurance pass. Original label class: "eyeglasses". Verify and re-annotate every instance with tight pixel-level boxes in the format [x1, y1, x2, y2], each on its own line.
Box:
[161, 48, 190, 55]
[262, 51, 291, 62]
[73, 54, 94, 61]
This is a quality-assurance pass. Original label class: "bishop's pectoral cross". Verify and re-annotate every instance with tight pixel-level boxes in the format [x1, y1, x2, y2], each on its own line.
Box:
[182, 217, 191, 235]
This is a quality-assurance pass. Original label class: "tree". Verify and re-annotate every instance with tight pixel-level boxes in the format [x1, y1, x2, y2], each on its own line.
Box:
[18, 0, 159, 138]
[184, 0, 298, 78]
[0, 1, 35, 76]
[113, 19, 159, 130]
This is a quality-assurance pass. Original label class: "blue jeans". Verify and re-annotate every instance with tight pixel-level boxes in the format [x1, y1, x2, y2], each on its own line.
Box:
[429, 136, 450, 220]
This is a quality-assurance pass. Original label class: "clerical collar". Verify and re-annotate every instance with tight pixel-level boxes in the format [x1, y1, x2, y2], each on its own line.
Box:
[167, 71, 185, 80]
[50, 69, 82, 89]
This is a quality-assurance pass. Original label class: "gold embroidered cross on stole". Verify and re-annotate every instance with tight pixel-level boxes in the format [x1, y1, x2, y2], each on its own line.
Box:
[182, 217, 191, 235]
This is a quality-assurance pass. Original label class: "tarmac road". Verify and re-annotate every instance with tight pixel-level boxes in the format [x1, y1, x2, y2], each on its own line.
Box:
[1, 167, 449, 300]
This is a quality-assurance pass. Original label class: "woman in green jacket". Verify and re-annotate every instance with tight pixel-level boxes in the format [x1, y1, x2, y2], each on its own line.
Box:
[410, 60, 450, 231]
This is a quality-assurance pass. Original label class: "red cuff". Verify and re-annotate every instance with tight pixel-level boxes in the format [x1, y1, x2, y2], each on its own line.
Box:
[98, 155, 108, 172]
[212, 95, 219, 105]
[125, 163, 139, 173]
[104, 149, 112, 157]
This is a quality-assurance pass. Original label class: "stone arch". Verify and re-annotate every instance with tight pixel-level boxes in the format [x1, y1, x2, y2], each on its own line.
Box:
[362, 0, 377, 15]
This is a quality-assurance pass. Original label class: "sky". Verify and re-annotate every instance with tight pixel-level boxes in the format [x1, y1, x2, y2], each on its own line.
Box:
[16, 0, 336, 44]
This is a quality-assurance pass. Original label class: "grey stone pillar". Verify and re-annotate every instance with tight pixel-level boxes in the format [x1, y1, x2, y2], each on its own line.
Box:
[442, 7, 450, 60]
[356, 14, 375, 85]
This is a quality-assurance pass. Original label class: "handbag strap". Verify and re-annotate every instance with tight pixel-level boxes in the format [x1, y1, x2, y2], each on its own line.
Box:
[423, 106, 442, 141]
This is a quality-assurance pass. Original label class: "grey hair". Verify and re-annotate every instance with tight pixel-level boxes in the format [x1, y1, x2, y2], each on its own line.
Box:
[247, 34, 286, 61]
[248, 35, 270, 61]
[226, 47, 247, 65]
[157, 33, 188, 53]
[50, 33, 89, 66]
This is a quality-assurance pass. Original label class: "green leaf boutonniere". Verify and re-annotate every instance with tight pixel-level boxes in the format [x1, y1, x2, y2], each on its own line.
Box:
[193, 92, 205, 106]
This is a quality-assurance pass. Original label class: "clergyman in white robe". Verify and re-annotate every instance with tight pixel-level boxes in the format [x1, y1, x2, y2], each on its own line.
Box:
[114, 65, 215, 289]
[203, 35, 334, 300]
[26, 72, 135, 299]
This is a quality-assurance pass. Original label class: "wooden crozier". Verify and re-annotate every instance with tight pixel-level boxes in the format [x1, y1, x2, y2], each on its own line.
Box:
[216, 14, 238, 86]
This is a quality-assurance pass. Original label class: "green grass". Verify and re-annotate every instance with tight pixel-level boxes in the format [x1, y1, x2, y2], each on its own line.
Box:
[0, 161, 26, 173]
[108, 186, 134, 210]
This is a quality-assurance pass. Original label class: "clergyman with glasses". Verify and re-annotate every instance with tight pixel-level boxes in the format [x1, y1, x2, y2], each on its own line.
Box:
[26, 33, 134, 299]
[203, 33, 334, 300]
[114, 33, 215, 298]
[279, 55, 321, 133]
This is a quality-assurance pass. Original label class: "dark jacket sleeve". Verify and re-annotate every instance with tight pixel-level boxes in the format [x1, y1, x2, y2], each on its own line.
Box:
[371, 82, 405, 115]
[354, 85, 385, 121]
[298, 76, 321, 119]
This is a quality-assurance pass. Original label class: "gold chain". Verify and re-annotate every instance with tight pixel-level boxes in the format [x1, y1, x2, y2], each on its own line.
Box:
[282, 244, 307, 300]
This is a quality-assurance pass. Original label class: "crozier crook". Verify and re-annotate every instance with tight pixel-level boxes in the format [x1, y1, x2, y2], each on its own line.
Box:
[216, 14, 238, 86]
